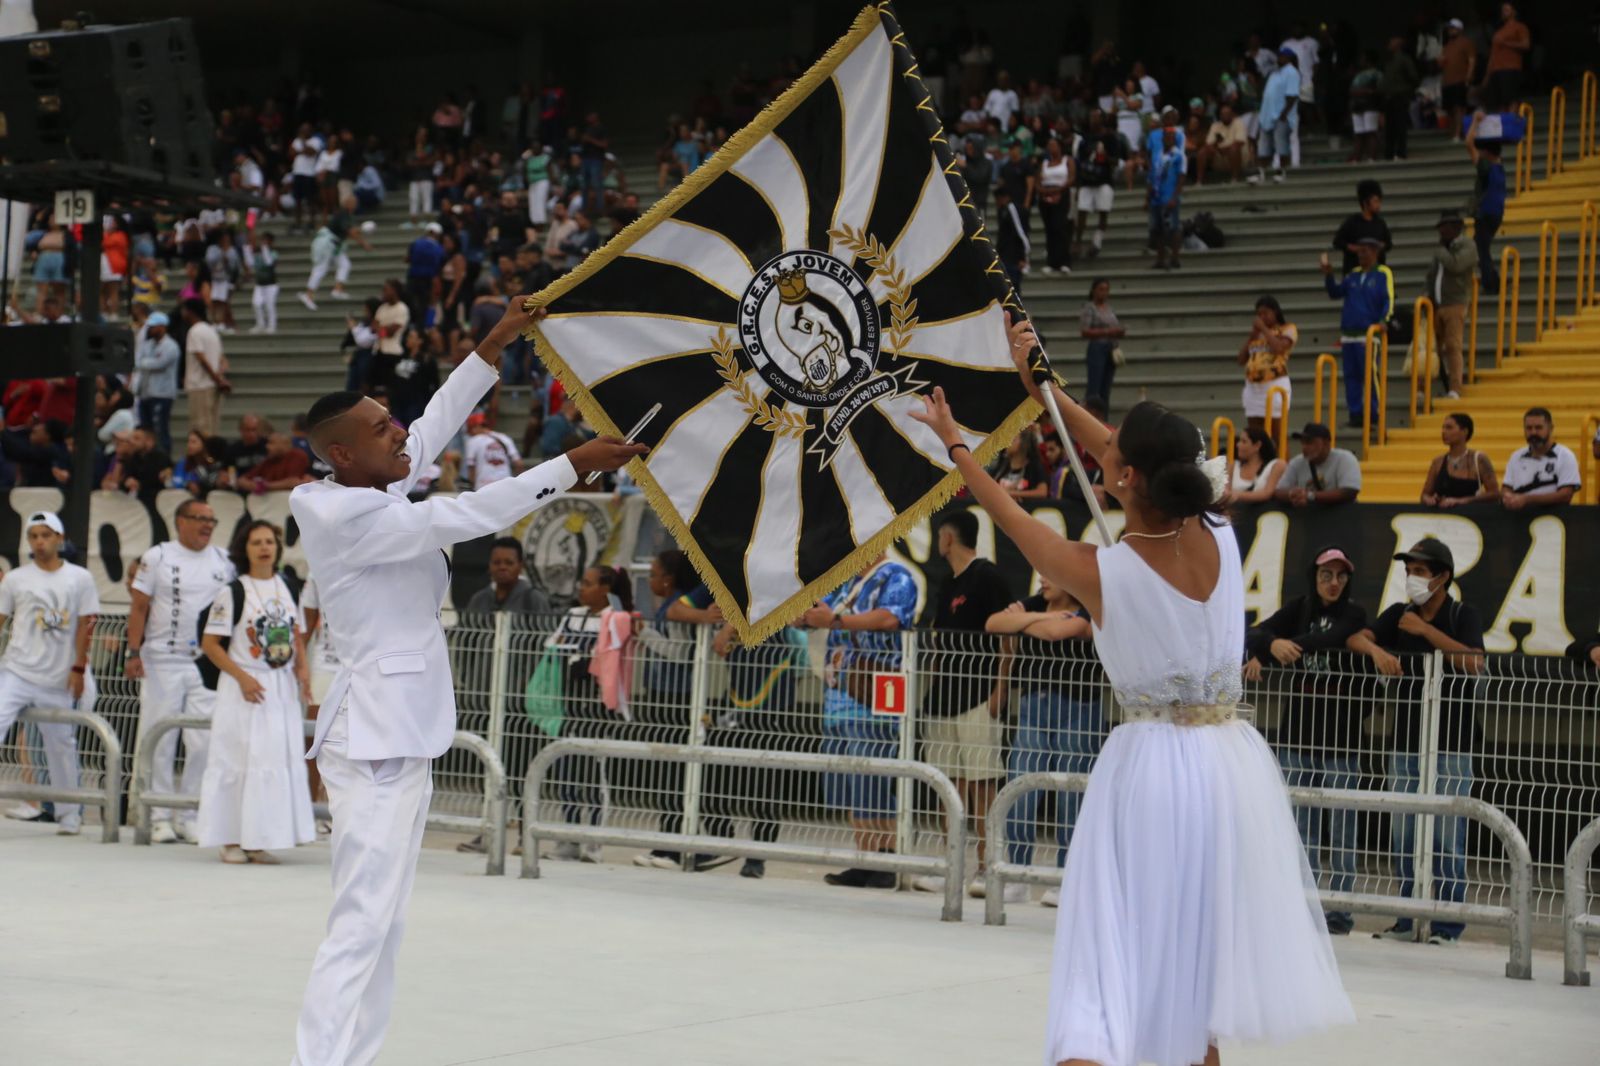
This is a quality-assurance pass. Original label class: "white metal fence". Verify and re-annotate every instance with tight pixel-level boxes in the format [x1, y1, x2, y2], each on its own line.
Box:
[3, 615, 1598, 937]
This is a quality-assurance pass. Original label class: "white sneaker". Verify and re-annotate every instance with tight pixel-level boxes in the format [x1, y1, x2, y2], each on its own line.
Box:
[1002, 882, 1028, 904]
[174, 821, 199, 844]
[299, 292, 318, 311]
[57, 816, 82, 836]
[249, 325, 265, 334]
[1444, 390, 1460, 399]
[1272, 171, 1286, 184]
[5, 802, 44, 821]
[1246, 172, 1263, 185]
[150, 820, 179, 844]
[580, 842, 603, 863]
[329, 290, 352, 301]
[316, 819, 332, 838]
[1040, 888, 1060, 908]
[911, 874, 945, 893]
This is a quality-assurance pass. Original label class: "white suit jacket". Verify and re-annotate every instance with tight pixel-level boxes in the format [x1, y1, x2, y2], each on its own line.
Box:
[291, 353, 576, 761]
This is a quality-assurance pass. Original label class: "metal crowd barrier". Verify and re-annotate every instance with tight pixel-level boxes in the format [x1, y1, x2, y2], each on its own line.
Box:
[128, 715, 509, 875]
[982, 775, 1535, 980]
[1563, 815, 1600, 986]
[0, 707, 123, 844]
[520, 738, 970, 922]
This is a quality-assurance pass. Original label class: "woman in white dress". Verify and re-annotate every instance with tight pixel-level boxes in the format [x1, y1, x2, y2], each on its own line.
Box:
[198, 520, 316, 864]
[910, 314, 1351, 1066]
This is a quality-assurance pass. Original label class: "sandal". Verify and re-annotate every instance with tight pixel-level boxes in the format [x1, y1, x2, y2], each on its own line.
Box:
[245, 849, 281, 865]
[220, 845, 249, 864]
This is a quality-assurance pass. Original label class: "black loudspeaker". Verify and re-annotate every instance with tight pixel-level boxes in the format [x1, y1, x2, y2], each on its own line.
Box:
[0, 19, 213, 181]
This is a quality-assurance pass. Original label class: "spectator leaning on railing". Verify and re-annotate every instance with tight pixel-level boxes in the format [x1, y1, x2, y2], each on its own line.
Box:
[1244, 545, 1368, 936]
[1346, 537, 1485, 946]
[1420, 412, 1499, 508]
[1275, 422, 1362, 508]
[1501, 407, 1581, 511]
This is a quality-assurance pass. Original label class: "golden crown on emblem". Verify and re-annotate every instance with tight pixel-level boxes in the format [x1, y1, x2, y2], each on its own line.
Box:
[775, 267, 810, 305]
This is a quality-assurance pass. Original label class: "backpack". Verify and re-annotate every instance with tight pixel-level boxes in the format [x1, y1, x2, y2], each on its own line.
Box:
[196, 573, 303, 690]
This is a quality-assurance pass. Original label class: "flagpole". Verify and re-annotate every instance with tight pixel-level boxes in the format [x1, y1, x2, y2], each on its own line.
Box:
[877, 1, 1114, 546]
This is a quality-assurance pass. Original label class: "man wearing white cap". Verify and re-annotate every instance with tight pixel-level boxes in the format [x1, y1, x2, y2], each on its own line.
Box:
[1440, 19, 1477, 141]
[134, 310, 181, 456]
[125, 498, 236, 843]
[0, 512, 98, 836]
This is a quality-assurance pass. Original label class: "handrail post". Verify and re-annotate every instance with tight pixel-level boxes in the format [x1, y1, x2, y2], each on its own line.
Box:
[1209, 416, 1235, 462]
[1411, 296, 1435, 423]
[1314, 353, 1338, 445]
[1537, 221, 1558, 340]
[679, 623, 711, 868]
[1563, 814, 1600, 985]
[1548, 86, 1567, 178]
[1467, 275, 1479, 385]
[1514, 103, 1534, 195]
[13, 707, 124, 844]
[1496, 246, 1520, 366]
[1265, 385, 1289, 457]
[449, 730, 508, 876]
[129, 715, 208, 845]
[1583, 415, 1600, 505]
[1584, 71, 1599, 159]
[484, 611, 510, 827]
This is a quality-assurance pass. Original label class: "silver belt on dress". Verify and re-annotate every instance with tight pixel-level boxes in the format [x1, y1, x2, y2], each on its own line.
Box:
[1121, 703, 1241, 726]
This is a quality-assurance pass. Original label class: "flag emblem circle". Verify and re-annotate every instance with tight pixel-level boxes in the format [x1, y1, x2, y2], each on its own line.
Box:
[738, 250, 881, 409]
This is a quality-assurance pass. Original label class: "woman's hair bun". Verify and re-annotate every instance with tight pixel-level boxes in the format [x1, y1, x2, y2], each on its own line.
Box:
[1148, 462, 1213, 519]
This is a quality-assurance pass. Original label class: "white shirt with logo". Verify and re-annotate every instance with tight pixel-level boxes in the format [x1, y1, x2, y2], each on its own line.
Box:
[0, 562, 100, 689]
[132, 541, 235, 664]
[300, 575, 344, 676]
[463, 430, 521, 489]
[205, 574, 303, 673]
[1504, 443, 1581, 496]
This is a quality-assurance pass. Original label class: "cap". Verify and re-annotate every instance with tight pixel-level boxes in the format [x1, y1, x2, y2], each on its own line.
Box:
[26, 511, 64, 536]
[425, 222, 444, 234]
[1314, 547, 1354, 572]
[1436, 208, 1464, 227]
[1395, 537, 1455, 573]
[1292, 422, 1333, 441]
[1447, 17, 1464, 29]
[146, 311, 170, 327]
[1354, 235, 1386, 247]
[1278, 46, 1296, 56]
[466, 412, 487, 428]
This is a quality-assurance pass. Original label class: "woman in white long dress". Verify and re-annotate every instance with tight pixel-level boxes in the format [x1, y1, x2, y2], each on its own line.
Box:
[909, 314, 1352, 1066]
[198, 520, 315, 864]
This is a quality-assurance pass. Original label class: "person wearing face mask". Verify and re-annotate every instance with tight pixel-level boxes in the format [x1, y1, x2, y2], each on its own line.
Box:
[1244, 546, 1368, 936]
[1346, 537, 1485, 945]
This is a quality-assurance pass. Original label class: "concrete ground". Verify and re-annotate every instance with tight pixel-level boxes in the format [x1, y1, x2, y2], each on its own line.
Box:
[3, 819, 1596, 1066]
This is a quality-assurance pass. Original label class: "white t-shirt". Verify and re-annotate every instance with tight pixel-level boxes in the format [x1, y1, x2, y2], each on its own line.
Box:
[132, 541, 235, 663]
[237, 157, 264, 191]
[463, 430, 521, 488]
[984, 87, 1020, 127]
[0, 562, 100, 689]
[1138, 75, 1161, 112]
[205, 574, 303, 673]
[1503, 443, 1581, 496]
[300, 576, 343, 676]
[316, 148, 343, 176]
[184, 321, 224, 392]
[291, 136, 323, 177]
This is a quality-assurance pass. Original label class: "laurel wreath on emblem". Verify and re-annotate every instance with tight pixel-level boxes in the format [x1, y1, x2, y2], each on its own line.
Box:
[712, 327, 812, 439]
[828, 223, 918, 355]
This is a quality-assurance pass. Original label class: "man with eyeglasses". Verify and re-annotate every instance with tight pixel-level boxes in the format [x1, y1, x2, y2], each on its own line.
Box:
[125, 498, 236, 843]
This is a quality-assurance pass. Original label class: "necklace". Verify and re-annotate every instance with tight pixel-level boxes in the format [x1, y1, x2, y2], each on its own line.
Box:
[1122, 518, 1187, 555]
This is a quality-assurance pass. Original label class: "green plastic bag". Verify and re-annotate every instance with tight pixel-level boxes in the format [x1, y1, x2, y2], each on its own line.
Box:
[523, 648, 566, 738]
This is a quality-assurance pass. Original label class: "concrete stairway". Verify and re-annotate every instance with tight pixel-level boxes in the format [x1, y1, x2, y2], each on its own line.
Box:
[1355, 304, 1600, 502]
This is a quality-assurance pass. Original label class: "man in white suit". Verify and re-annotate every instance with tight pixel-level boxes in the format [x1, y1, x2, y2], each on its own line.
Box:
[289, 297, 644, 1066]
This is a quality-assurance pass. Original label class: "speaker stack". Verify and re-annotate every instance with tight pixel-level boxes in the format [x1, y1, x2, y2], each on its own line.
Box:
[0, 18, 214, 181]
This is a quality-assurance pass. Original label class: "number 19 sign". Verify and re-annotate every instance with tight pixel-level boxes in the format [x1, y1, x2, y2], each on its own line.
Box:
[53, 189, 95, 226]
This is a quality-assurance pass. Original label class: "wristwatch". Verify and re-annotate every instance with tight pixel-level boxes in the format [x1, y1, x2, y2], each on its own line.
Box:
[126, 648, 141, 659]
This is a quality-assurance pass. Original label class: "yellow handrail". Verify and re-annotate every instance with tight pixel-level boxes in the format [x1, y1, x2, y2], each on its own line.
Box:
[1584, 414, 1600, 505]
[1583, 71, 1598, 159]
[1537, 220, 1559, 340]
[1265, 384, 1290, 457]
[1468, 275, 1480, 385]
[1579, 200, 1599, 311]
[1515, 102, 1536, 195]
[1313, 353, 1339, 446]
[1548, 86, 1568, 178]
[1411, 296, 1436, 424]
[1362, 323, 1389, 458]
[1496, 245, 1522, 365]
[1210, 416, 1236, 463]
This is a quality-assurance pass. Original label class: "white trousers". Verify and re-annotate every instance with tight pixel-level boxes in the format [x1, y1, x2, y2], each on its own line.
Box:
[253, 284, 280, 331]
[526, 179, 549, 225]
[137, 660, 214, 826]
[0, 667, 90, 822]
[306, 253, 351, 294]
[408, 180, 433, 219]
[293, 709, 431, 1066]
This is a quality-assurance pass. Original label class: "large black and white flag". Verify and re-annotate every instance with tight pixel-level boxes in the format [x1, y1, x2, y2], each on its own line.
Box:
[530, 2, 1038, 641]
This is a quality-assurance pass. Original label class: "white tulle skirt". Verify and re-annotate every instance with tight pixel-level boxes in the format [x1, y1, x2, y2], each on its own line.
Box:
[1042, 719, 1353, 1066]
